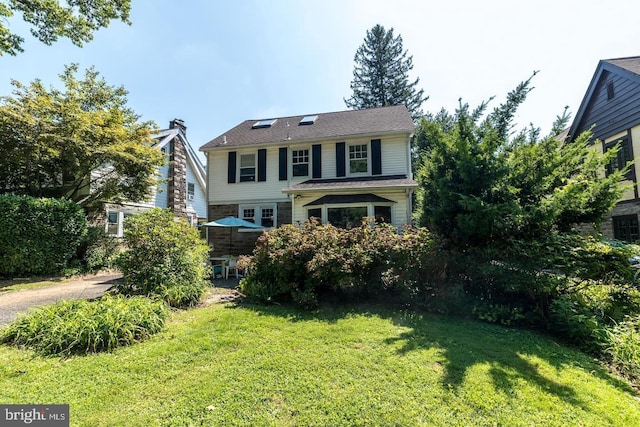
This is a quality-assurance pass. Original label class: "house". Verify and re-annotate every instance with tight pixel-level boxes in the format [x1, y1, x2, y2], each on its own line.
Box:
[104, 119, 207, 236]
[200, 105, 417, 255]
[569, 56, 640, 241]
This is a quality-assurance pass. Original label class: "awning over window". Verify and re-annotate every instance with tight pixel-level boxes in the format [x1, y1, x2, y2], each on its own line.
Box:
[304, 193, 395, 207]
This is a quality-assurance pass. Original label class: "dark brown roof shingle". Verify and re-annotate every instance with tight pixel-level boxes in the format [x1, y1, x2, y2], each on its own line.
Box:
[200, 105, 414, 150]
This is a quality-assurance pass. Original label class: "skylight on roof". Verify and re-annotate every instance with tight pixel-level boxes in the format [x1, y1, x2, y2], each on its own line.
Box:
[299, 115, 318, 125]
[252, 118, 277, 129]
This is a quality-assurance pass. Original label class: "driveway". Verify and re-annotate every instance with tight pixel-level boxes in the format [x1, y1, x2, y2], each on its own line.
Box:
[0, 273, 120, 326]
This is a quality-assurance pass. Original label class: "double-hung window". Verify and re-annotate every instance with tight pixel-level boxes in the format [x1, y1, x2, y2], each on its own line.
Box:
[349, 144, 368, 174]
[187, 182, 195, 201]
[292, 149, 309, 177]
[239, 154, 256, 182]
[240, 204, 276, 228]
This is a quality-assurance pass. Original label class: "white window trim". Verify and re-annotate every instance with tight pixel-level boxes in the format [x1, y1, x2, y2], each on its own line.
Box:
[308, 202, 393, 225]
[105, 210, 136, 238]
[238, 203, 277, 231]
[291, 147, 310, 178]
[347, 142, 370, 177]
[238, 152, 257, 182]
[187, 181, 195, 201]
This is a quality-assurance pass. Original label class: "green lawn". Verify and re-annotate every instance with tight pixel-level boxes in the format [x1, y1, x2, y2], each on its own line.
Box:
[1, 302, 639, 426]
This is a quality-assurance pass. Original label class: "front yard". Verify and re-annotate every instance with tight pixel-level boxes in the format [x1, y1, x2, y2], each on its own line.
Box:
[1, 302, 639, 426]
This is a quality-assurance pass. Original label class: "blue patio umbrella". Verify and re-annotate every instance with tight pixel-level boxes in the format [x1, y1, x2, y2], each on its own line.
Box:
[202, 216, 265, 253]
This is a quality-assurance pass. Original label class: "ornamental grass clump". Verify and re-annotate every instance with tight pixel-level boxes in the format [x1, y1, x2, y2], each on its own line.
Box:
[604, 315, 640, 382]
[0, 295, 167, 356]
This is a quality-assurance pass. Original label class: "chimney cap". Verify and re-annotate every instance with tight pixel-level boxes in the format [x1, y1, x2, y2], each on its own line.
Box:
[170, 119, 187, 134]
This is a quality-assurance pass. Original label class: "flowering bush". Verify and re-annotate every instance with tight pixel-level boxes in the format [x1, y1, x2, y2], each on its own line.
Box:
[239, 219, 435, 308]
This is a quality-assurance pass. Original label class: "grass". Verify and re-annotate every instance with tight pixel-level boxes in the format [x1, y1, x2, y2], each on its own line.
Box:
[0, 277, 69, 292]
[1, 302, 639, 426]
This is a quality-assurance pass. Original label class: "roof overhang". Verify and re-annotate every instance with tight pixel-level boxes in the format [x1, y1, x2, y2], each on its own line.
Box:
[304, 193, 396, 207]
[283, 175, 418, 195]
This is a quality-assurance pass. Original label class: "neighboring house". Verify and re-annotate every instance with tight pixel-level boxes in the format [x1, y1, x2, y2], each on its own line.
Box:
[104, 119, 207, 237]
[200, 105, 417, 255]
[569, 56, 640, 241]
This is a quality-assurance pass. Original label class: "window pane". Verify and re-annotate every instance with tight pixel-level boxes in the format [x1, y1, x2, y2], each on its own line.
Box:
[349, 144, 368, 173]
[327, 207, 367, 229]
[187, 182, 195, 196]
[242, 208, 255, 223]
[240, 154, 255, 167]
[292, 149, 309, 177]
[613, 215, 639, 242]
[308, 208, 321, 221]
[374, 206, 392, 224]
[261, 208, 274, 227]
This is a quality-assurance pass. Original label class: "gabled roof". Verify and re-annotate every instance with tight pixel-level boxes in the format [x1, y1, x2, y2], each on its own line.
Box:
[569, 56, 640, 140]
[200, 105, 414, 151]
[153, 127, 207, 191]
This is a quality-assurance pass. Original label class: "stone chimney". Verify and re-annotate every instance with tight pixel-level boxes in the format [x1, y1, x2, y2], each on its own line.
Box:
[167, 119, 187, 219]
[170, 118, 187, 135]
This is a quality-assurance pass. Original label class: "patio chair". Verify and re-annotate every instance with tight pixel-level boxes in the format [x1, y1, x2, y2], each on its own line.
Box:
[225, 257, 243, 279]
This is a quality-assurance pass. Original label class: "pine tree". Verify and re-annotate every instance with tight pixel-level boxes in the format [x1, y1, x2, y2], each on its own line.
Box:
[345, 24, 427, 120]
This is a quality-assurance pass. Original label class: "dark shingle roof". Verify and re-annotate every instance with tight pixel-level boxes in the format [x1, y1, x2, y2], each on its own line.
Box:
[606, 56, 640, 75]
[200, 105, 414, 151]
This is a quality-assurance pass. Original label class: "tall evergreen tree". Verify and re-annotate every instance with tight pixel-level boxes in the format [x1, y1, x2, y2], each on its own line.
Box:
[345, 24, 427, 119]
[414, 75, 626, 247]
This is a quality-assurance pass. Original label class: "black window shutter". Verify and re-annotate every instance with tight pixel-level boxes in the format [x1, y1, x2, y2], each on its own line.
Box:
[336, 142, 346, 177]
[227, 151, 236, 183]
[279, 147, 287, 181]
[258, 149, 267, 182]
[312, 144, 322, 178]
[371, 139, 382, 175]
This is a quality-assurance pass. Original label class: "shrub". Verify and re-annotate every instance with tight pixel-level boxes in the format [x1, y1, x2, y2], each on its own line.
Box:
[604, 316, 640, 382]
[239, 220, 435, 307]
[78, 226, 122, 272]
[0, 295, 167, 356]
[115, 209, 210, 307]
[0, 194, 87, 277]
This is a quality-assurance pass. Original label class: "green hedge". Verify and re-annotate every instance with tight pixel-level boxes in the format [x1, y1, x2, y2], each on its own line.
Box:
[0, 194, 87, 277]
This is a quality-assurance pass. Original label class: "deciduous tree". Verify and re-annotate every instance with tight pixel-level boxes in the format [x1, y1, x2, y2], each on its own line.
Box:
[0, 0, 130, 56]
[0, 64, 164, 209]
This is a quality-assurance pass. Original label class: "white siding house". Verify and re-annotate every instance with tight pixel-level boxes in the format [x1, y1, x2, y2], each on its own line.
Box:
[105, 119, 207, 236]
[200, 105, 416, 255]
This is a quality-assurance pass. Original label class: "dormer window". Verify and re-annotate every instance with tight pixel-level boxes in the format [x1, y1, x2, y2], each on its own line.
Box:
[299, 115, 318, 125]
[252, 119, 277, 129]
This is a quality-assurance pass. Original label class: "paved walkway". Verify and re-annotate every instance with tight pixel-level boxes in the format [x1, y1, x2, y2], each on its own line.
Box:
[0, 273, 120, 326]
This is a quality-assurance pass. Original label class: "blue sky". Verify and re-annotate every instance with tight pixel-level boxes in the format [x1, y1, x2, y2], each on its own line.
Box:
[2, 0, 640, 160]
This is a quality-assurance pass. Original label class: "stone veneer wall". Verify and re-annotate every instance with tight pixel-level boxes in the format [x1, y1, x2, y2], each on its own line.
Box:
[168, 136, 187, 219]
[207, 201, 292, 256]
[601, 200, 640, 239]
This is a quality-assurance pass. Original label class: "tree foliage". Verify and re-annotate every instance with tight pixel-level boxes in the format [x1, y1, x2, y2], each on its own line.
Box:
[0, 0, 131, 56]
[116, 209, 210, 308]
[415, 75, 626, 247]
[345, 24, 427, 120]
[0, 64, 164, 209]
